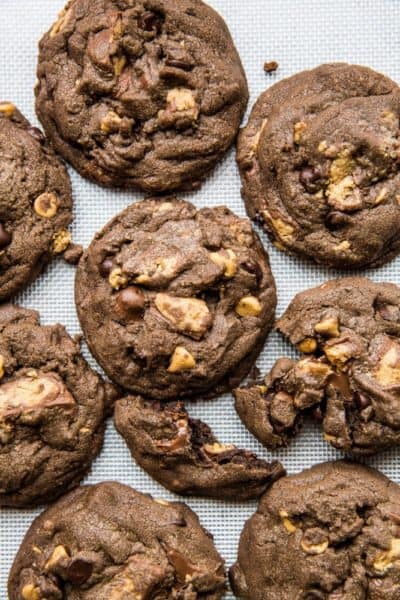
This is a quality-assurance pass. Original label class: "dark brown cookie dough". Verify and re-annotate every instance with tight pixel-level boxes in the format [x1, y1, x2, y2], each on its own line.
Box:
[9, 481, 226, 599]
[114, 395, 285, 500]
[0, 103, 72, 300]
[36, 0, 248, 193]
[75, 198, 276, 399]
[236, 277, 400, 456]
[237, 63, 400, 268]
[230, 461, 400, 600]
[0, 304, 111, 508]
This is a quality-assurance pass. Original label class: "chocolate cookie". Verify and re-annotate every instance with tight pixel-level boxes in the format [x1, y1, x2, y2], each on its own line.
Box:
[0, 103, 72, 300]
[36, 0, 248, 193]
[237, 63, 400, 268]
[0, 304, 112, 507]
[230, 461, 400, 599]
[9, 481, 226, 599]
[114, 395, 285, 500]
[75, 198, 276, 399]
[236, 277, 400, 456]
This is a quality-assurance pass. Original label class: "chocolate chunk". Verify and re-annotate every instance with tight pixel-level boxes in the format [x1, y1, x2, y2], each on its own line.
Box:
[66, 558, 93, 585]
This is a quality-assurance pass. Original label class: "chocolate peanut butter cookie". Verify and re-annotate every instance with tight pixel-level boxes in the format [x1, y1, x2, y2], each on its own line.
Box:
[75, 198, 276, 399]
[114, 395, 285, 500]
[0, 103, 72, 300]
[9, 481, 226, 599]
[236, 277, 400, 455]
[0, 304, 112, 507]
[36, 0, 248, 192]
[238, 63, 400, 268]
[230, 461, 400, 599]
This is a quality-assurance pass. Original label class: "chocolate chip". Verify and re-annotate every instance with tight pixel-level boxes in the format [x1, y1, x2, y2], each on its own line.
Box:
[28, 126, 45, 143]
[138, 11, 163, 34]
[374, 299, 400, 322]
[325, 211, 349, 230]
[312, 406, 324, 423]
[0, 223, 12, 249]
[354, 391, 371, 410]
[99, 257, 114, 277]
[241, 261, 262, 285]
[299, 165, 322, 192]
[66, 558, 93, 585]
[114, 286, 145, 320]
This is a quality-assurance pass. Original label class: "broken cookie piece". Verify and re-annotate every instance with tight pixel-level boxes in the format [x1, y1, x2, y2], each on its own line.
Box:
[0, 304, 111, 507]
[236, 277, 400, 456]
[114, 396, 285, 500]
[9, 481, 226, 599]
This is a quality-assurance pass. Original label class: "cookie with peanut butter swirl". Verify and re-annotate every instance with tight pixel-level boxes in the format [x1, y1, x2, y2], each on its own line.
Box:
[9, 481, 226, 599]
[36, 0, 248, 192]
[0, 304, 114, 507]
[235, 277, 400, 456]
[75, 198, 277, 399]
[238, 63, 400, 268]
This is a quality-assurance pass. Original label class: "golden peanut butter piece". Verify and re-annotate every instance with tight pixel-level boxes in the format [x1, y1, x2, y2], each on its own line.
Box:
[34, 192, 59, 218]
[168, 347, 196, 373]
[235, 296, 262, 317]
[301, 539, 329, 555]
[0, 371, 75, 419]
[209, 249, 237, 278]
[324, 339, 354, 366]
[45, 545, 69, 570]
[293, 121, 307, 143]
[0, 102, 16, 117]
[113, 55, 126, 77]
[314, 316, 340, 338]
[373, 538, 400, 573]
[279, 510, 297, 534]
[154, 294, 212, 339]
[167, 88, 197, 113]
[334, 240, 351, 253]
[375, 343, 400, 386]
[298, 338, 317, 354]
[203, 442, 235, 455]
[135, 256, 180, 285]
[0, 355, 5, 380]
[52, 230, 71, 254]
[109, 268, 128, 290]
[21, 584, 41, 600]
[374, 187, 388, 205]
[268, 215, 295, 243]
[101, 110, 122, 133]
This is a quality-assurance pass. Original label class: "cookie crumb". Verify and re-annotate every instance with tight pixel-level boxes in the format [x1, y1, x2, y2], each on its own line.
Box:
[264, 61, 279, 74]
[63, 243, 83, 265]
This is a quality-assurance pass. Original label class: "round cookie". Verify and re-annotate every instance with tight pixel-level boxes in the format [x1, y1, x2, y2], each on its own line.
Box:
[9, 481, 226, 599]
[237, 63, 400, 268]
[114, 395, 285, 500]
[230, 461, 400, 600]
[0, 103, 72, 300]
[235, 277, 400, 456]
[0, 304, 113, 507]
[75, 198, 276, 399]
[36, 0, 248, 193]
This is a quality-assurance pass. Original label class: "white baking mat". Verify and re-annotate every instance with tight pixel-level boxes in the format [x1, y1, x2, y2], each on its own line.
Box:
[1, 1, 400, 597]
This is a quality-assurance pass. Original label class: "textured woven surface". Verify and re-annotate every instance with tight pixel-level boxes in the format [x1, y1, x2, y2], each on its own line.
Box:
[2, 1, 400, 597]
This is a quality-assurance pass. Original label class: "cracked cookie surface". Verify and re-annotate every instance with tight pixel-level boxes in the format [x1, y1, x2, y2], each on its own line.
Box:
[237, 63, 400, 268]
[0, 104, 72, 300]
[75, 198, 276, 399]
[114, 395, 285, 500]
[230, 461, 400, 600]
[36, 0, 248, 192]
[9, 481, 226, 599]
[0, 305, 112, 507]
[236, 277, 400, 456]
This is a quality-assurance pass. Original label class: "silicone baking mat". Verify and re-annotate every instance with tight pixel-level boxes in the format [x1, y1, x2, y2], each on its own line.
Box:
[2, 0, 400, 596]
